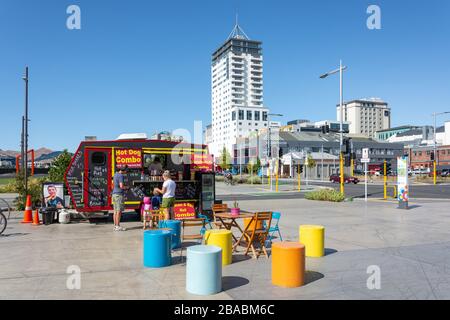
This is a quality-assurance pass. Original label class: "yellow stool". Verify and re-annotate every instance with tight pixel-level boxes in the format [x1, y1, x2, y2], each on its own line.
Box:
[299, 225, 325, 257]
[244, 218, 263, 231]
[272, 242, 305, 288]
[204, 229, 233, 265]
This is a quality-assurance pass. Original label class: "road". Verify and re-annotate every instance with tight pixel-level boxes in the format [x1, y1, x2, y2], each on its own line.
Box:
[218, 180, 450, 201]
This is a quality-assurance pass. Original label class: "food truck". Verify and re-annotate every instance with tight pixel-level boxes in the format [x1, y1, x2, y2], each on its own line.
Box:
[64, 134, 215, 216]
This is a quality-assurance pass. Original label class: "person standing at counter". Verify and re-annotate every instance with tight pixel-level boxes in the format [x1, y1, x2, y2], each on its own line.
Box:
[112, 166, 129, 231]
[148, 157, 163, 175]
[154, 170, 176, 220]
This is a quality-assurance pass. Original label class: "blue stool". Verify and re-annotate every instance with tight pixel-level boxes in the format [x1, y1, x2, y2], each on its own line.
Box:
[143, 229, 172, 268]
[186, 245, 222, 295]
[159, 220, 181, 249]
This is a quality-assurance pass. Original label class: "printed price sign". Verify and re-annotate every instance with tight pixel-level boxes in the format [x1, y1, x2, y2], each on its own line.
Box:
[191, 154, 213, 172]
[173, 202, 196, 220]
[115, 149, 142, 168]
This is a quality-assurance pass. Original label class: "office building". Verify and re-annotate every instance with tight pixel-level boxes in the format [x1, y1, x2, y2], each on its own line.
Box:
[337, 98, 391, 138]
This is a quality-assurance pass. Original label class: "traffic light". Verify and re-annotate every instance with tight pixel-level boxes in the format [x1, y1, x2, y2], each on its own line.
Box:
[430, 151, 435, 161]
[386, 162, 392, 175]
[321, 125, 330, 134]
[343, 137, 352, 155]
[296, 164, 303, 174]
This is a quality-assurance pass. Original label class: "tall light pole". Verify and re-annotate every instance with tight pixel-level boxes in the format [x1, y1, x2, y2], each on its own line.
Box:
[320, 60, 348, 194]
[23, 67, 29, 198]
[267, 113, 283, 191]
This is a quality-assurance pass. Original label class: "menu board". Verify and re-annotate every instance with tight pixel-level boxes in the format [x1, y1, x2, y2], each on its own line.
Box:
[66, 150, 84, 208]
[87, 164, 108, 207]
[124, 170, 146, 201]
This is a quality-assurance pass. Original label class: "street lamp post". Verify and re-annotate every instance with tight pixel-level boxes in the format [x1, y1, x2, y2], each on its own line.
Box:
[320, 60, 348, 194]
[23, 67, 29, 198]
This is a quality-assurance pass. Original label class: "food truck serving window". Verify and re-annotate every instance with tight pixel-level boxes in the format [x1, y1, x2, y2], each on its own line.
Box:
[91, 152, 106, 165]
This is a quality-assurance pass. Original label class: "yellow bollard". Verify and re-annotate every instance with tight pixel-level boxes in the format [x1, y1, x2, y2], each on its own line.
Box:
[299, 225, 325, 257]
[204, 229, 233, 265]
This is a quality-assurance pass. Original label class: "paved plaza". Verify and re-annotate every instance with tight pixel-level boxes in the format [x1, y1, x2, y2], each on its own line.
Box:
[2, 195, 450, 300]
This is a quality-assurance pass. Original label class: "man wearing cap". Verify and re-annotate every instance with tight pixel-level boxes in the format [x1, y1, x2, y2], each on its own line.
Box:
[112, 165, 129, 231]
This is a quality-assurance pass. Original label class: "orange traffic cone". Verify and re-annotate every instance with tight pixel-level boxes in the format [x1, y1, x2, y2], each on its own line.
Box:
[21, 195, 33, 224]
[32, 209, 40, 225]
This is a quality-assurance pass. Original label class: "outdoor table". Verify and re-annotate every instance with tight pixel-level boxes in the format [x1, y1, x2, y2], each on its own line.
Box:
[214, 212, 255, 252]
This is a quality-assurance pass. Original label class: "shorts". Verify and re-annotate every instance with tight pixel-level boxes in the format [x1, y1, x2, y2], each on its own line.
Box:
[112, 194, 124, 212]
[161, 197, 175, 208]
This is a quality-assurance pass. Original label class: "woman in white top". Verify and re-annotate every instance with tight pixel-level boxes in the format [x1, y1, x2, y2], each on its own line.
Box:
[153, 170, 176, 220]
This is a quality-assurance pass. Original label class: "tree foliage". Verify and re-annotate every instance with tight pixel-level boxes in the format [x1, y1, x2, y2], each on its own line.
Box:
[48, 150, 73, 182]
[217, 147, 232, 170]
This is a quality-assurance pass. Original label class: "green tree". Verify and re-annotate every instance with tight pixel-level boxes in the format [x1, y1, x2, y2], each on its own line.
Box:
[247, 157, 261, 175]
[48, 150, 73, 182]
[306, 155, 316, 170]
[217, 147, 232, 171]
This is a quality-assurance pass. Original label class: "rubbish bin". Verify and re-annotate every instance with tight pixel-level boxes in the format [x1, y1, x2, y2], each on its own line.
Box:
[40, 207, 58, 225]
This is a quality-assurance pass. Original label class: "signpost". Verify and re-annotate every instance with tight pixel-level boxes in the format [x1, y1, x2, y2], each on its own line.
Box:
[362, 148, 370, 202]
[397, 155, 409, 209]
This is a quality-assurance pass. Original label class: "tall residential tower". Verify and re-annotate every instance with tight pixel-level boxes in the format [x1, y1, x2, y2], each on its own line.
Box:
[210, 22, 268, 159]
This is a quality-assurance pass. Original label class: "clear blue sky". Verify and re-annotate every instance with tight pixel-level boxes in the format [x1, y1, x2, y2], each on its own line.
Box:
[1, 0, 449, 152]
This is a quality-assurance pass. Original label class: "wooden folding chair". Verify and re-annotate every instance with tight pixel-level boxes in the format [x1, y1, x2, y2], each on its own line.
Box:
[243, 212, 273, 259]
[212, 204, 228, 229]
[143, 209, 164, 230]
[179, 218, 206, 261]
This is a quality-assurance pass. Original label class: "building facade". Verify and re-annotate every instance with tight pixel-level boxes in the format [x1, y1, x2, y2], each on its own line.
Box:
[337, 98, 391, 138]
[375, 125, 422, 141]
[232, 130, 404, 177]
[210, 23, 268, 159]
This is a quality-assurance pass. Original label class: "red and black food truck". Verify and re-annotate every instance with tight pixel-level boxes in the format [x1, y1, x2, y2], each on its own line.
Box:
[64, 137, 215, 215]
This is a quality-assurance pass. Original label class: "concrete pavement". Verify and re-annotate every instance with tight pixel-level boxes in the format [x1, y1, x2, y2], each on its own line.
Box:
[2, 196, 450, 299]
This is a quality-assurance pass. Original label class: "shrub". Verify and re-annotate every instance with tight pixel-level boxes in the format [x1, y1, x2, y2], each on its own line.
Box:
[215, 175, 224, 182]
[246, 175, 262, 184]
[12, 172, 48, 210]
[305, 188, 345, 202]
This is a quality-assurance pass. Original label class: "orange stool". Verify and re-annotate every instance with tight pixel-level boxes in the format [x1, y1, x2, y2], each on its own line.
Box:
[244, 217, 263, 231]
[272, 242, 305, 288]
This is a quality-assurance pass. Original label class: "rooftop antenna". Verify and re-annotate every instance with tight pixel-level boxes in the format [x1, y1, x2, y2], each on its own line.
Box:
[227, 13, 249, 40]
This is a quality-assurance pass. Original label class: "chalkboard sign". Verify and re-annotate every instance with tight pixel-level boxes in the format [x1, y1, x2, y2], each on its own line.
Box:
[66, 150, 84, 208]
[175, 182, 199, 200]
[123, 170, 144, 202]
[88, 164, 108, 207]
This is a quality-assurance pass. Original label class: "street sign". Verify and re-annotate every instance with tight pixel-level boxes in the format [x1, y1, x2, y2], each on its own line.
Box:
[361, 158, 370, 163]
[362, 148, 369, 159]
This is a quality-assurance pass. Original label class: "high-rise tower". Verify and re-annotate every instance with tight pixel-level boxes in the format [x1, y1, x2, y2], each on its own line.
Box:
[210, 20, 268, 160]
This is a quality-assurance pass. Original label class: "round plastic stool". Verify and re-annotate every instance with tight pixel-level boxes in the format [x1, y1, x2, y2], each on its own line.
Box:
[204, 229, 233, 265]
[186, 245, 222, 295]
[143, 229, 172, 268]
[272, 242, 305, 288]
[299, 225, 325, 257]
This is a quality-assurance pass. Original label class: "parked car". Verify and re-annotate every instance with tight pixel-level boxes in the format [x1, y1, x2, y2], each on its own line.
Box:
[330, 174, 359, 184]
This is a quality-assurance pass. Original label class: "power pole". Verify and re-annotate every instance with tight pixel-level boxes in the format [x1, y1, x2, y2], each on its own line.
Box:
[23, 67, 29, 198]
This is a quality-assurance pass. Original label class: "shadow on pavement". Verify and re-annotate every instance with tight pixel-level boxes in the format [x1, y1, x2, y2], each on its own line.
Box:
[304, 271, 324, 285]
[1, 232, 30, 238]
[324, 248, 338, 256]
[222, 276, 250, 290]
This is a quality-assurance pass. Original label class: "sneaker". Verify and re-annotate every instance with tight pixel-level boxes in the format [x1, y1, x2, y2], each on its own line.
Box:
[113, 226, 120, 231]
[117, 226, 126, 231]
